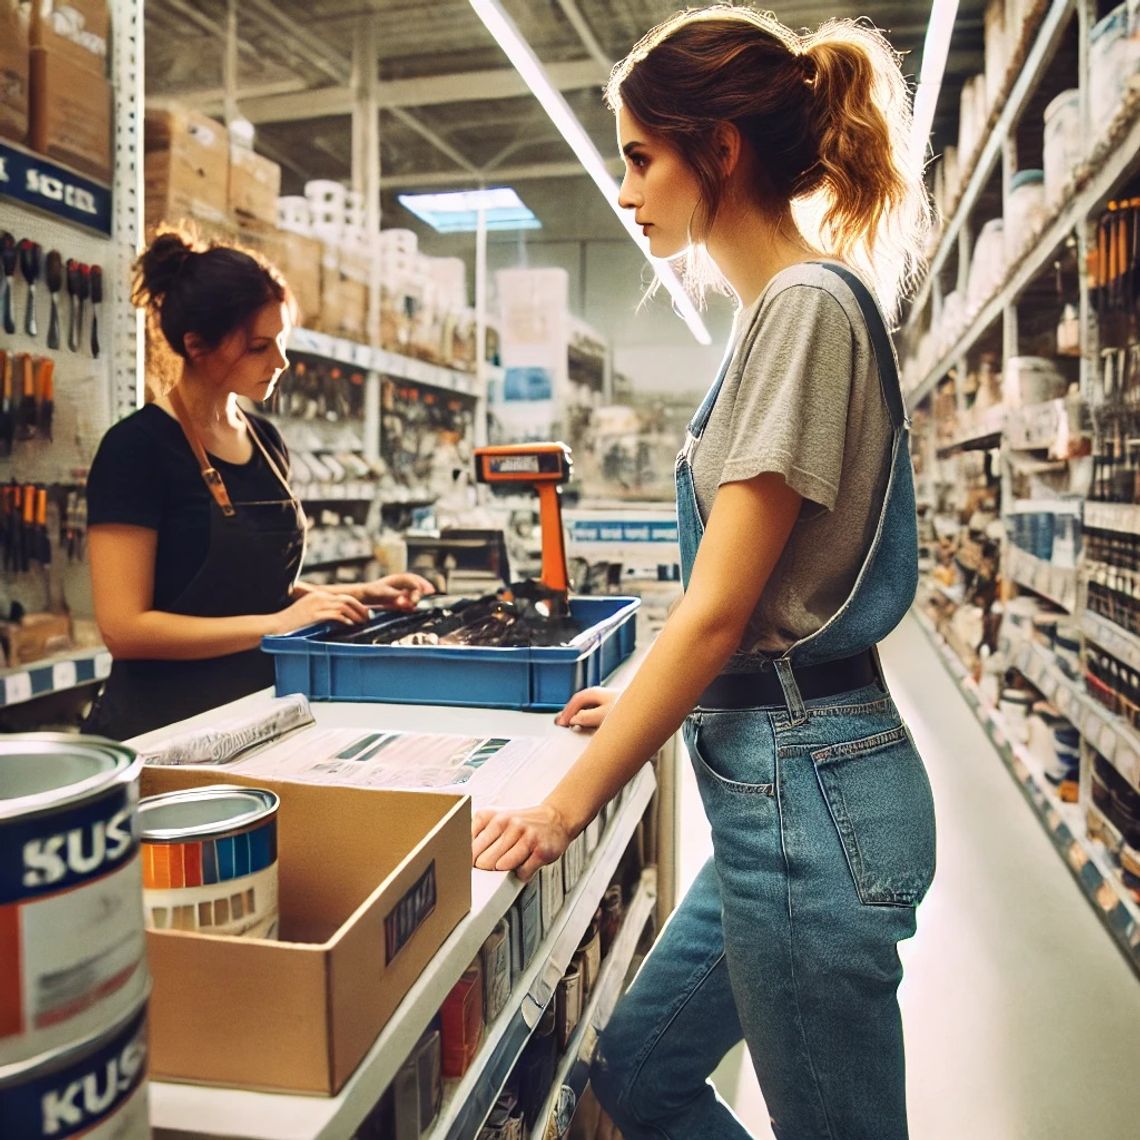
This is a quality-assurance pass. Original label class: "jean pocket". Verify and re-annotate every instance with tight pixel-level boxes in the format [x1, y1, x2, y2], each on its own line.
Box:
[811, 724, 936, 907]
[685, 712, 776, 797]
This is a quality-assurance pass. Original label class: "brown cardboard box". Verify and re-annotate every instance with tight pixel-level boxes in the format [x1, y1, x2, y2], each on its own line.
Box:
[144, 107, 229, 226]
[318, 266, 369, 341]
[28, 45, 110, 181]
[237, 227, 323, 326]
[228, 145, 280, 226]
[141, 767, 471, 1094]
[29, 0, 108, 77]
[0, 1, 29, 143]
[1, 611, 72, 666]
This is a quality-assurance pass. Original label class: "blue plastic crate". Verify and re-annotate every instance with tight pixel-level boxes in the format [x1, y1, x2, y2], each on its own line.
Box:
[261, 595, 640, 711]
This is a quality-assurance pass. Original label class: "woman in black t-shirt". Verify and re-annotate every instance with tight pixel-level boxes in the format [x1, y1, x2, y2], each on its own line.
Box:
[83, 231, 432, 740]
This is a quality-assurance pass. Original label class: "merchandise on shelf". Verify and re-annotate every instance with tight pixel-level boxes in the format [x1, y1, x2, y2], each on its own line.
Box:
[0, 0, 29, 143]
[144, 107, 230, 227]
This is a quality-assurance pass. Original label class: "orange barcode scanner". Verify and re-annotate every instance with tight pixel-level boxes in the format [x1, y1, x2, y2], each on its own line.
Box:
[474, 443, 573, 599]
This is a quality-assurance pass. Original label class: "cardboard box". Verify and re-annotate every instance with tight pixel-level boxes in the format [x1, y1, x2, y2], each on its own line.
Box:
[144, 107, 229, 226]
[240, 226, 323, 325]
[228, 145, 280, 227]
[0, 1, 29, 143]
[29, 0, 108, 76]
[28, 45, 110, 181]
[318, 266, 369, 341]
[141, 767, 471, 1094]
[1, 611, 72, 666]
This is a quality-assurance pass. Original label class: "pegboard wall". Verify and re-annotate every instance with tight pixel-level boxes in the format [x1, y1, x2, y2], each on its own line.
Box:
[1, 0, 143, 621]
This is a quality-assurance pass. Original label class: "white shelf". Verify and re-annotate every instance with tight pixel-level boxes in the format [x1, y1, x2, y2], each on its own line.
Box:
[1084, 502, 1140, 536]
[0, 647, 112, 708]
[906, 0, 1071, 333]
[148, 758, 657, 1140]
[289, 328, 484, 398]
[914, 608, 1140, 971]
[935, 406, 1006, 455]
[908, 102, 1140, 405]
[1081, 610, 1140, 678]
[1005, 399, 1073, 452]
[529, 869, 658, 1140]
[1006, 546, 1078, 612]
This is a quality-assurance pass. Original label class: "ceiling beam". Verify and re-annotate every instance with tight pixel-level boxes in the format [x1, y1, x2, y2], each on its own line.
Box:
[239, 0, 347, 87]
[181, 59, 608, 122]
[388, 107, 479, 175]
[554, 0, 611, 71]
[381, 157, 623, 190]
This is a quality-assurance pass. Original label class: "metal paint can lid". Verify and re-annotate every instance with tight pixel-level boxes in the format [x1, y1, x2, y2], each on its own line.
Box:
[139, 785, 279, 843]
[0, 734, 140, 823]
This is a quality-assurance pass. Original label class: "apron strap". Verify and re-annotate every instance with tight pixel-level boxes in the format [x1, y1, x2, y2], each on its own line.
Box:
[808, 262, 907, 432]
[238, 407, 295, 502]
[168, 388, 237, 518]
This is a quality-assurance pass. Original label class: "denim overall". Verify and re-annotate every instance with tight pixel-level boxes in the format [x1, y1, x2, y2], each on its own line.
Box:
[591, 264, 937, 1140]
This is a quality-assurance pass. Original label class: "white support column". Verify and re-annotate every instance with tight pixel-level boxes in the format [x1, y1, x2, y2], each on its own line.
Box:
[475, 198, 490, 449]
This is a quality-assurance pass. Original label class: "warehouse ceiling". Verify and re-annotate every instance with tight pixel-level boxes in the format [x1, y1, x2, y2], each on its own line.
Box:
[144, 0, 986, 243]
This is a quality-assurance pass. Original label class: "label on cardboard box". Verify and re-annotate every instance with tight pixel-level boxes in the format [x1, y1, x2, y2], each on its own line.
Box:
[32, 0, 110, 75]
[0, 3, 29, 143]
[29, 48, 111, 183]
[384, 860, 437, 965]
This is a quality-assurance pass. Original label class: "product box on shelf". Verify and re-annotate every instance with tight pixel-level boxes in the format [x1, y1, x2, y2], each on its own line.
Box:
[0, 1, 29, 143]
[144, 107, 230, 226]
[29, 0, 109, 76]
[318, 264, 369, 341]
[0, 610, 72, 666]
[263, 595, 640, 712]
[28, 46, 111, 181]
[228, 145, 281, 228]
[238, 226, 323, 325]
[139, 767, 471, 1094]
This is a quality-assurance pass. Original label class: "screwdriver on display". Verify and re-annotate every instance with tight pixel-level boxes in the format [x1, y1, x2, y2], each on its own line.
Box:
[0, 352, 12, 458]
[18, 355, 36, 440]
[21, 483, 35, 572]
[0, 232, 16, 335]
[19, 239, 41, 339]
[90, 264, 103, 358]
[35, 487, 50, 565]
[67, 258, 81, 351]
[46, 249, 63, 350]
[38, 358, 54, 441]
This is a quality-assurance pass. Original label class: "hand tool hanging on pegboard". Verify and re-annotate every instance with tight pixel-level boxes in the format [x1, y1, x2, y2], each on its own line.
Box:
[45, 249, 63, 350]
[19, 239, 41, 339]
[90, 264, 103, 358]
[0, 233, 16, 336]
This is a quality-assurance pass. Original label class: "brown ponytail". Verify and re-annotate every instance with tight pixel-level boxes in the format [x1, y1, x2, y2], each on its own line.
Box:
[606, 7, 930, 318]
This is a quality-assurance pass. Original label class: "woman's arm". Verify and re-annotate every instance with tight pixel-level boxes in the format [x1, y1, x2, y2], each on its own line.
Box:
[472, 471, 802, 879]
[90, 524, 369, 660]
[293, 573, 437, 609]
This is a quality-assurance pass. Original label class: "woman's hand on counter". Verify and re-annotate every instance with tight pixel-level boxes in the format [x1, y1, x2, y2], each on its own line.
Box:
[355, 573, 437, 610]
[556, 687, 617, 730]
[272, 590, 371, 633]
[471, 802, 572, 881]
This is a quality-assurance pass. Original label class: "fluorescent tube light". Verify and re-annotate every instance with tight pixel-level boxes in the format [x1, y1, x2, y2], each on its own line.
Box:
[468, 0, 713, 346]
[399, 187, 542, 233]
[910, 0, 959, 164]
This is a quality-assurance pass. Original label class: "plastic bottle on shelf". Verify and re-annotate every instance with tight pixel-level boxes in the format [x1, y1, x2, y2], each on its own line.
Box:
[1042, 90, 1081, 209]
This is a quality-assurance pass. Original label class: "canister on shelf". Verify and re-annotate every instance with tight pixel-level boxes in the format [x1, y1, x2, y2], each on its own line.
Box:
[138, 785, 280, 940]
[510, 877, 541, 981]
[0, 991, 150, 1140]
[0, 735, 147, 1068]
[574, 912, 602, 999]
[539, 858, 564, 937]
[480, 918, 512, 1026]
[440, 961, 484, 1079]
[1042, 90, 1081, 209]
[600, 884, 625, 957]
[414, 1027, 442, 1133]
[555, 963, 583, 1050]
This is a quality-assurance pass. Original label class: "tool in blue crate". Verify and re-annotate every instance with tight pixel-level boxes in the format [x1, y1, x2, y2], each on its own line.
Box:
[473, 442, 572, 618]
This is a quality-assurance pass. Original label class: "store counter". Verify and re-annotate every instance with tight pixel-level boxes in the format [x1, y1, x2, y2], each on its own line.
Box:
[140, 644, 676, 1140]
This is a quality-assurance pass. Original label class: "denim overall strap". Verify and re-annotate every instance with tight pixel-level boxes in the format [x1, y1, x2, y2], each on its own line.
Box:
[779, 263, 919, 680]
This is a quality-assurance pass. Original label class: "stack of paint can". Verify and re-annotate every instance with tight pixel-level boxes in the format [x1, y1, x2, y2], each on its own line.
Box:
[0, 735, 151, 1139]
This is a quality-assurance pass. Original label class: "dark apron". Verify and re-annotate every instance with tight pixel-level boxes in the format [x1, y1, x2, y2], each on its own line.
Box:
[83, 416, 305, 741]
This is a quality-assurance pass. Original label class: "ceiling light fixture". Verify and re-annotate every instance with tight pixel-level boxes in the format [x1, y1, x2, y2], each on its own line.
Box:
[399, 187, 542, 233]
[909, 0, 960, 165]
[468, 0, 712, 346]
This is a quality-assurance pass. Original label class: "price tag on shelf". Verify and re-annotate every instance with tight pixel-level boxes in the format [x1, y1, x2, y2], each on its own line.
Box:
[51, 660, 78, 692]
[95, 651, 112, 679]
[3, 672, 32, 706]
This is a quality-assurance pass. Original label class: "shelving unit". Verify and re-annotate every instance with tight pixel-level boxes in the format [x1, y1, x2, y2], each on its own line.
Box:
[915, 609, 1140, 971]
[0, 647, 112, 708]
[1005, 546, 1079, 610]
[529, 869, 658, 1140]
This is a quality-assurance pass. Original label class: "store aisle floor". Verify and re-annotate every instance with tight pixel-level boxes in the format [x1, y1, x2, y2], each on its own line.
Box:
[675, 613, 1140, 1140]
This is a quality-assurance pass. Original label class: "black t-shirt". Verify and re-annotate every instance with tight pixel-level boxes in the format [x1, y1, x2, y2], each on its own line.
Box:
[86, 404, 293, 609]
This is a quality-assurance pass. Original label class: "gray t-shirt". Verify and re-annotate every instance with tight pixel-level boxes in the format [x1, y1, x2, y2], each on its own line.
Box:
[690, 261, 893, 660]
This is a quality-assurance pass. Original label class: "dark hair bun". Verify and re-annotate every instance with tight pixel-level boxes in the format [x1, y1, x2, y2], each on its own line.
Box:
[134, 231, 199, 308]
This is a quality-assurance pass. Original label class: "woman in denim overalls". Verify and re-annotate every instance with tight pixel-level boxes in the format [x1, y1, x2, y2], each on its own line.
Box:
[472, 9, 937, 1137]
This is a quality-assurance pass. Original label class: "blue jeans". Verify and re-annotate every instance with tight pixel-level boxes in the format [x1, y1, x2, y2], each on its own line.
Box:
[591, 683, 936, 1139]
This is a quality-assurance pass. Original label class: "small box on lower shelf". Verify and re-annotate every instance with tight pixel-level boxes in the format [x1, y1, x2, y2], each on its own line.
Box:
[141, 768, 471, 1095]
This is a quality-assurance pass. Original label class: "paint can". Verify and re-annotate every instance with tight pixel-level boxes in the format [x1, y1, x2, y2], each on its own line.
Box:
[0, 990, 149, 1139]
[0, 735, 147, 1068]
[138, 786, 280, 939]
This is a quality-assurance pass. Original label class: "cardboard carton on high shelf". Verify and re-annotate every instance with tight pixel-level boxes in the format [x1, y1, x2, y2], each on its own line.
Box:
[28, 46, 111, 181]
[29, 0, 109, 76]
[318, 262, 370, 342]
[144, 107, 229, 227]
[0, 1, 29, 143]
[140, 767, 472, 1094]
[228, 144, 281, 227]
[1, 611, 72, 667]
[237, 226, 323, 326]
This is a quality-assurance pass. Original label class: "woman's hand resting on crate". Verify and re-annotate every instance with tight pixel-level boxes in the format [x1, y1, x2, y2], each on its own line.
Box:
[471, 802, 571, 880]
[554, 686, 617, 730]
